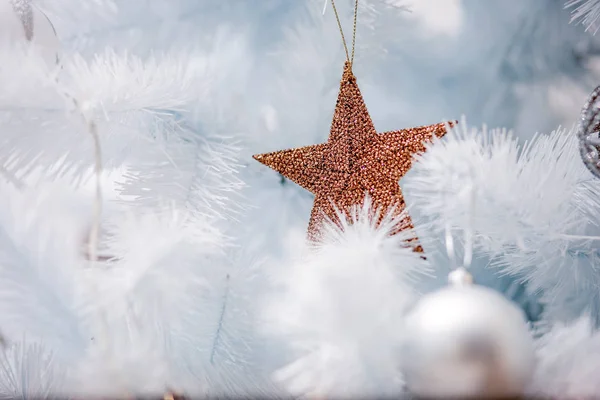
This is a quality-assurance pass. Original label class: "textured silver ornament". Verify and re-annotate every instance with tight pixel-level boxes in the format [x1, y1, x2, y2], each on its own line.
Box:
[578, 85, 600, 179]
[401, 270, 535, 399]
[1, 0, 60, 66]
[9, 0, 33, 40]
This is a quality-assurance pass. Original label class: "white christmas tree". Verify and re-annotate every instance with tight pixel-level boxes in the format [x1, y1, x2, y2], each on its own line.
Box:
[1, 0, 600, 398]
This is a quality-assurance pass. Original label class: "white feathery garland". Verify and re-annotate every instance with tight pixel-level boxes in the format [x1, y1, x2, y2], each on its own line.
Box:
[0, 340, 64, 398]
[0, 17, 258, 396]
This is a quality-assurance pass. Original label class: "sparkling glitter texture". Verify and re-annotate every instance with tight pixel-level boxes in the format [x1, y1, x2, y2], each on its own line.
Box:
[253, 62, 453, 251]
[10, 0, 34, 41]
[577, 85, 600, 179]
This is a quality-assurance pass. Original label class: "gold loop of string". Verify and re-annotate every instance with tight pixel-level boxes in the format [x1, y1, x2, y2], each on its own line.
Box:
[330, 0, 359, 66]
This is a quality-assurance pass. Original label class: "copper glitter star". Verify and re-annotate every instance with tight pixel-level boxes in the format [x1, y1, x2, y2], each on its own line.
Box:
[254, 62, 453, 252]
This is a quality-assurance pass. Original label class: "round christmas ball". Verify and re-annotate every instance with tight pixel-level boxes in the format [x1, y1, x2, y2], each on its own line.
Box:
[401, 283, 535, 399]
[0, 0, 60, 65]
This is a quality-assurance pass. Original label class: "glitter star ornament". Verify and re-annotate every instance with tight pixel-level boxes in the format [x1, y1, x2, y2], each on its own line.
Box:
[253, 62, 452, 251]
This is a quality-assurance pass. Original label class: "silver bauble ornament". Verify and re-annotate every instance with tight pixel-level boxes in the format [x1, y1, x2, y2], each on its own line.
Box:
[0, 0, 60, 65]
[401, 268, 535, 399]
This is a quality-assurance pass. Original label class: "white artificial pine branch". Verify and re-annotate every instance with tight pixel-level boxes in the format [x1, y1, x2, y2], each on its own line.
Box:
[405, 119, 579, 249]
[64, 50, 209, 113]
[0, 181, 93, 367]
[566, 0, 600, 33]
[179, 253, 276, 397]
[70, 207, 219, 395]
[263, 200, 429, 398]
[66, 205, 272, 397]
[405, 119, 600, 322]
[0, 172, 263, 396]
[0, 38, 246, 200]
[115, 33, 250, 223]
[120, 132, 244, 223]
[0, 340, 65, 399]
[0, 5, 256, 395]
[0, 46, 199, 179]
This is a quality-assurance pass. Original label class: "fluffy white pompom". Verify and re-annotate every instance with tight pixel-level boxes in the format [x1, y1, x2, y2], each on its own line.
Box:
[263, 201, 429, 398]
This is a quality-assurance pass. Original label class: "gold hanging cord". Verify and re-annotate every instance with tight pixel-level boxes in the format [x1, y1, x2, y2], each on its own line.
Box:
[330, 0, 359, 66]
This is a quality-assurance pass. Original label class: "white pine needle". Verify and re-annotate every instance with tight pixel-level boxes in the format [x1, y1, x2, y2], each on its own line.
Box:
[0, 340, 65, 399]
[566, 0, 600, 34]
